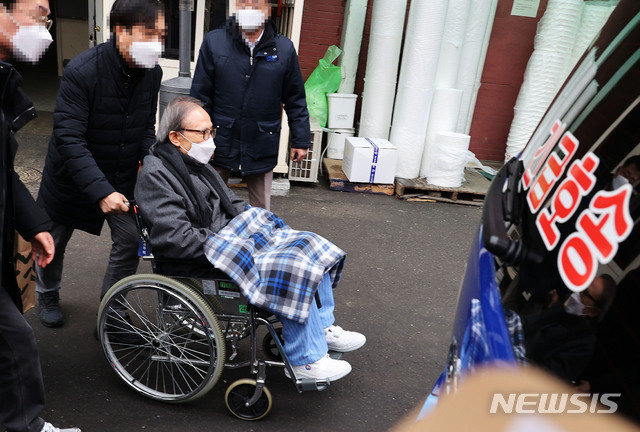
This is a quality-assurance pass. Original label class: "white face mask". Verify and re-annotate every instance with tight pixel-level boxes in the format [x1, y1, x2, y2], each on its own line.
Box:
[179, 133, 216, 164]
[612, 174, 630, 190]
[236, 8, 266, 31]
[129, 41, 163, 69]
[12, 24, 53, 64]
[564, 292, 586, 316]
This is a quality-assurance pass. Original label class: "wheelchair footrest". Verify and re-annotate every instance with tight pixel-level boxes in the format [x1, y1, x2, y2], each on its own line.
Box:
[297, 378, 330, 392]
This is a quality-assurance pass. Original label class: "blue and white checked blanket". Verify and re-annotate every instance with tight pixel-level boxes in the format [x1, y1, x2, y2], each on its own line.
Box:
[203, 207, 346, 324]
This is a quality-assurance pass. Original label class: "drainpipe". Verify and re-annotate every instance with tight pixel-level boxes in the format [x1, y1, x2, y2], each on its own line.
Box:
[178, 0, 192, 78]
[158, 0, 194, 119]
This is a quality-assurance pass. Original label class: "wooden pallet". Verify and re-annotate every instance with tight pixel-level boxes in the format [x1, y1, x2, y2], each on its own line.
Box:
[395, 169, 491, 206]
[323, 158, 395, 196]
[227, 181, 247, 189]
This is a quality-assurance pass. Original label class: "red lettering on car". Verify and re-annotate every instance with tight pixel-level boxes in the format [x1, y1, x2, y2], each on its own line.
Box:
[535, 152, 599, 250]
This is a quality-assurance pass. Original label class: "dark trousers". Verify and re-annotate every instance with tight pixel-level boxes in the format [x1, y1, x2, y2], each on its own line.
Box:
[35, 214, 140, 299]
[0, 287, 45, 432]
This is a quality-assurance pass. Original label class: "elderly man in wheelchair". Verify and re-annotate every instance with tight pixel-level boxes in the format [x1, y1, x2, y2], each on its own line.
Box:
[96, 96, 365, 420]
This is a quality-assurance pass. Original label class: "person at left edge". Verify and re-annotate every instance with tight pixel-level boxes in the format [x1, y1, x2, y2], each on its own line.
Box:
[35, 0, 165, 328]
[0, 1, 82, 431]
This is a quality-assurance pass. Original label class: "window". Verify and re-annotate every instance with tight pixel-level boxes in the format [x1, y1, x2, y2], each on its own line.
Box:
[163, 0, 197, 60]
[204, 0, 228, 34]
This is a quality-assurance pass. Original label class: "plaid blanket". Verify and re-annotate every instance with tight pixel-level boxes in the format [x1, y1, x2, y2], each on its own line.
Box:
[203, 207, 346, 323]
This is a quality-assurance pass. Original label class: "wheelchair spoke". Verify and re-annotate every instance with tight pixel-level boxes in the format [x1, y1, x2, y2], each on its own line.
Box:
[141, 357, 156, 388]
[118, 296, 162, 335]
[105, 311, 154, 342]
[129, 353, 153, 379]
[169, 355, 197, 393]
[121, 346, 149, 370]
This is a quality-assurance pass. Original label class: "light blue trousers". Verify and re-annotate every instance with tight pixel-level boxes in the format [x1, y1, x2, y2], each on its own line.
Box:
[276, 273, 336, 366]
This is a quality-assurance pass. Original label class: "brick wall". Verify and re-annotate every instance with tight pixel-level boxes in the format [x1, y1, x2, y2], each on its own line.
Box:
[468, 0, 548, 161]
[298, 1, 347, 80]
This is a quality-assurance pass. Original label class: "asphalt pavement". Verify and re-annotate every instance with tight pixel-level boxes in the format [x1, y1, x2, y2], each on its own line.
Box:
[14, 115, 482, 432]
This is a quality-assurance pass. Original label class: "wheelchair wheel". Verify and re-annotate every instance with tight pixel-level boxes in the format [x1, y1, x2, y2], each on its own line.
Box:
[261, 326, 284, 361]
[98, 274, 226, 403]
[225, 379, 272, 421]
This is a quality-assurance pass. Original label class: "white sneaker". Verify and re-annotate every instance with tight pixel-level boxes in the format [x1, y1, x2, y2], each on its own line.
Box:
[285, 354, 352, 382]
[41, 422, 81, 432]
[325, 325, 366, 352]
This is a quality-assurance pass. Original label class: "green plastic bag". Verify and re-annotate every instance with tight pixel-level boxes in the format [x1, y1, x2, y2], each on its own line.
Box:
[304, 45, 342, 128]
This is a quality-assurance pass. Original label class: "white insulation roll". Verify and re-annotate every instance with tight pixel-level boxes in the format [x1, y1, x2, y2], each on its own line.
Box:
[390, 0, 449, 179]
[435, 0, 472, 88]
[338, 0, 368, 94]
[420, 88, 463, 178]
[427, 132, 473, 188]
[358, 0, 408, 140]
[505, 0, 582, 160]
[455, 0, 498, 134]
[567, 1, 616, 77]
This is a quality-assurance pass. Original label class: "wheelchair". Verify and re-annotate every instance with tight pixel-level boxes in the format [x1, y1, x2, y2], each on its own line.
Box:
[96, 202, 337, 420]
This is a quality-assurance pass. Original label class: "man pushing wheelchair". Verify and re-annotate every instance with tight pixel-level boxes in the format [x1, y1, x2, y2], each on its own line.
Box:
[133, 96, 366, 383]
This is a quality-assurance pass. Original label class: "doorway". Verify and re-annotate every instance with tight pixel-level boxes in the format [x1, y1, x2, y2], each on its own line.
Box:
[19, 0, 91, 112]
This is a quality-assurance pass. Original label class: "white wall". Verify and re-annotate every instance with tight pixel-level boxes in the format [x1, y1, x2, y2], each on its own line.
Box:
[56, 18, 91, 76]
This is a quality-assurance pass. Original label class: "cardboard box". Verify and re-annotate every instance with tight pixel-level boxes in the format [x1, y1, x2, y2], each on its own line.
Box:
[342, 137, 398, 184]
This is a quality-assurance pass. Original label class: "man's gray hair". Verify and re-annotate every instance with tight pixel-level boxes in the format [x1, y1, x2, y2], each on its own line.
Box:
[156, 96, 205, 143]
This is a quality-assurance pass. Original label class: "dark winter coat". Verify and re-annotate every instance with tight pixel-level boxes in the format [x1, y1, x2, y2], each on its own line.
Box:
[134, 145, 246, 261]
[0, 61, 51, 309]
[37, 38, 162, 235]
[190, 18, 311, 175]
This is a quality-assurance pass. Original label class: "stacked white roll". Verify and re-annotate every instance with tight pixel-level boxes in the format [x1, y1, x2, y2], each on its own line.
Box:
[390, 0, 449, 179]
[427, 132, 473, 187]
[567, 1, 616, 77]
[455, 0, 498, 134]
[337, 0, 369, 94]
[358, 0, 408, 140]
[505, 0, 582, 160]
[435, 0, 472, 88]
[420, 88, 464, 178]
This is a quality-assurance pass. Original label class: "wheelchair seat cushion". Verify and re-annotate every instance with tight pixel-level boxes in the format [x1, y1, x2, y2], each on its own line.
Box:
[154, 257, 233, 281]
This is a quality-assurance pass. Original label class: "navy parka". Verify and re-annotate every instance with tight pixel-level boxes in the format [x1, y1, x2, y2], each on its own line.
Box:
[37, 38, 161, 235]
[190, 18, 311, 175]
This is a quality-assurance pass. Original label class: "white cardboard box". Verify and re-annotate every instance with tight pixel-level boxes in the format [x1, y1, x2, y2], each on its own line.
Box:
[342, 137, 398, 184]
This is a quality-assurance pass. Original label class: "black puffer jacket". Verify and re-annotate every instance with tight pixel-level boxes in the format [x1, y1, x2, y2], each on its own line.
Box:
[190, 18, 310, 175]
[0, 62, 51, 309]
[38, 38, 161, 235]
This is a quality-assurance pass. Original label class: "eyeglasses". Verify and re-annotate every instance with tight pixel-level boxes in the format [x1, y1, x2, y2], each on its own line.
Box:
[29, 14, 52, 30]
[180, 128, 216, 141]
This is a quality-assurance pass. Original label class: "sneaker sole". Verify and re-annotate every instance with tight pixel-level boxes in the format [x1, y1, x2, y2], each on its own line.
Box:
[326, 337, 366, 353]
[284, 363, 352, 383]
[40, 318, 64, 328]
